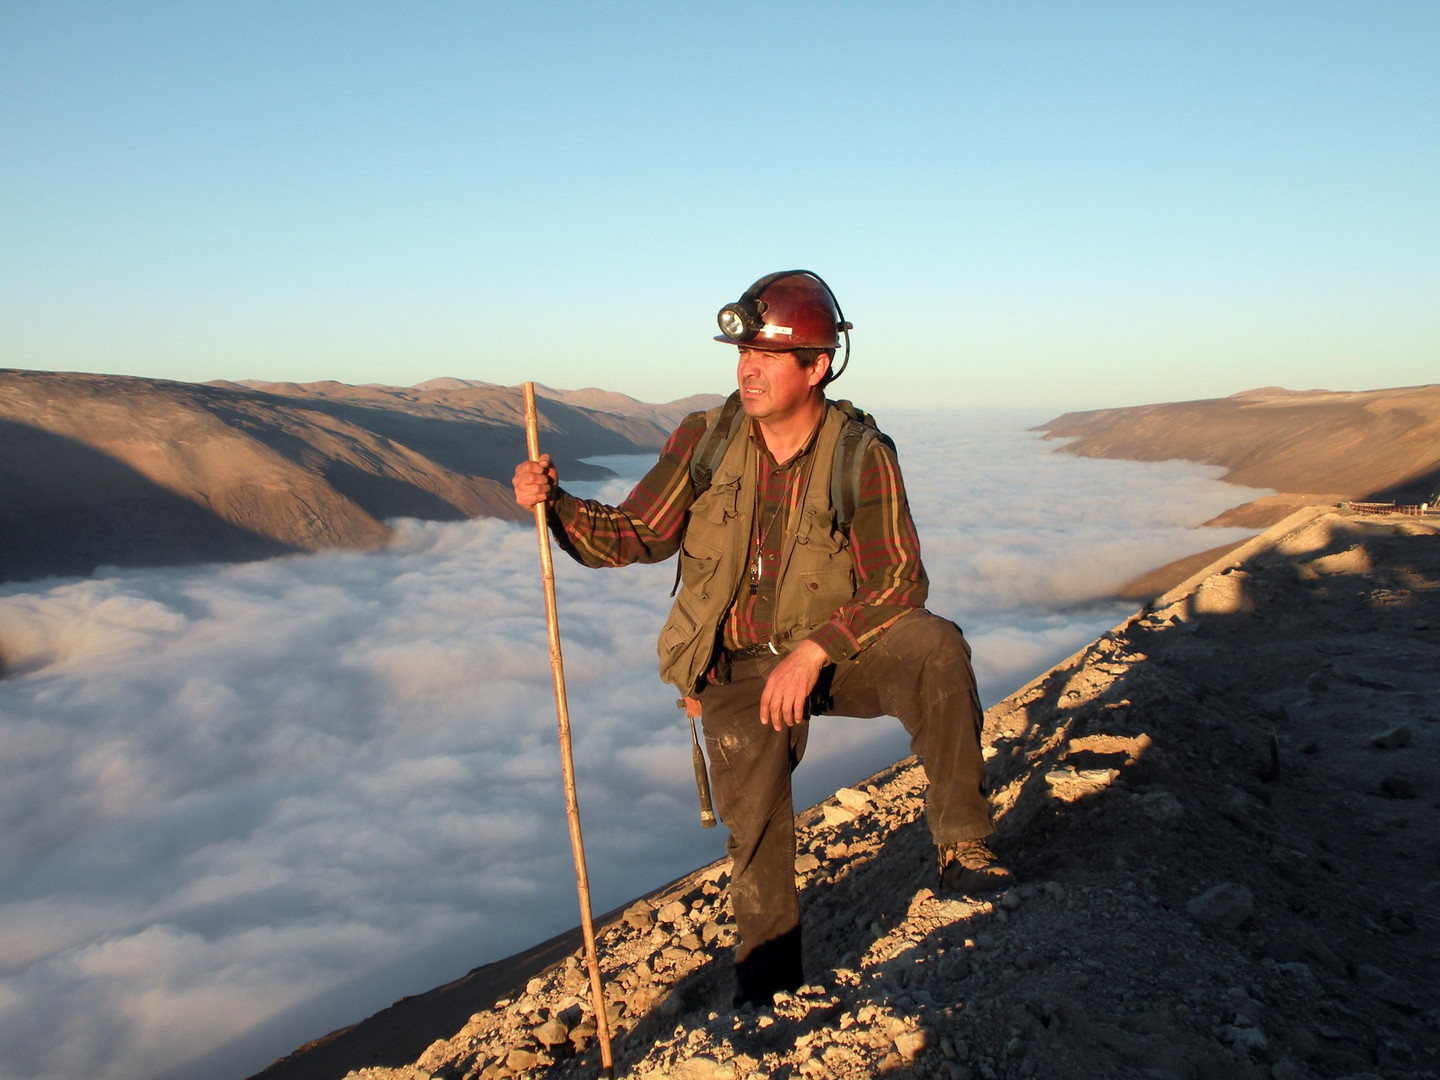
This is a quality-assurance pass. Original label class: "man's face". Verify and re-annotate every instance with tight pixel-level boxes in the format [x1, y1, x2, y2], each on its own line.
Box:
[736, 347, 827, 423]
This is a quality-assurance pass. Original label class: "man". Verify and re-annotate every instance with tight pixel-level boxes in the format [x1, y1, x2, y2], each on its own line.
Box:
[512, 270, 1006, 1007]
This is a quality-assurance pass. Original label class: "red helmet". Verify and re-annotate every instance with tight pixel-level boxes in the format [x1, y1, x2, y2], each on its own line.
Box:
[714, 270, 852, 354]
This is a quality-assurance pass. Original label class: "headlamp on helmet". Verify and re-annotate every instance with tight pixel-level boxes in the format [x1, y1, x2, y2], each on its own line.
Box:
[713, 269, 852, 382]
[716, 299, 766, 342]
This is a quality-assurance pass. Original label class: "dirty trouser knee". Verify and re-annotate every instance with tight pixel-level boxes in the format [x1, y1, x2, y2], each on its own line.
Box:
[697, 611, 990, 1002]
[826, 610, 993, 845]
[699, 658, 807, 1004]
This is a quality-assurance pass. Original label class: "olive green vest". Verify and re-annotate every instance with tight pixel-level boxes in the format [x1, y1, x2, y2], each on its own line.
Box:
[657, 403, 856, 695]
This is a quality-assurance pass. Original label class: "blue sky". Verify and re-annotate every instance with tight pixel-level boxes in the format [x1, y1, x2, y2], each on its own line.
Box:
[2, 1, 1435, 409]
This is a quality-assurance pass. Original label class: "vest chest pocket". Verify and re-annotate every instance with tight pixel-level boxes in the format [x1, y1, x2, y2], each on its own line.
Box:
[691, 478, 740, 526]
[786, 504, 855, 627]
[678, 533, 724, 599]
[795, 507, 849, 556]
[795, 566, 856, 624]
[680, 477, 739, 600]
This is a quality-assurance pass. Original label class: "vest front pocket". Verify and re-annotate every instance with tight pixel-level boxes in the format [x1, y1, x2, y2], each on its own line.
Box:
[692, 478, 741, 526]
[660, 589, 701, 655]
[795, 567, 856, 625]
[678, 534, 724, 600]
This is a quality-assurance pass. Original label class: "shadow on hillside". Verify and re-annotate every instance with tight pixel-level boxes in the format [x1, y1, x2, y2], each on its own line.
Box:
[211, 387, 653, 484]
[1362, 463, 1440, 505]
[989, 514, 1438, 859]
[321, 460, 473, 522]
[0, 419, 295, 587]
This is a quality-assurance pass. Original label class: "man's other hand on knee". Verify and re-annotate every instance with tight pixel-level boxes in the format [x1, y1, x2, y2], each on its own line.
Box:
[758, 640, 828, 731]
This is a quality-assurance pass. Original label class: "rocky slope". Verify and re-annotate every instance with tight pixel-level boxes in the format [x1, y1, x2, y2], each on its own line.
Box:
[1038, 385, 1440, 525]
[274, 507, 1439, 1080]
[0, 370, 714, 583]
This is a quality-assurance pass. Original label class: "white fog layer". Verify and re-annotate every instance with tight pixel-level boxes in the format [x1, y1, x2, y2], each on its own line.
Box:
[0, 411, 1268, 1080]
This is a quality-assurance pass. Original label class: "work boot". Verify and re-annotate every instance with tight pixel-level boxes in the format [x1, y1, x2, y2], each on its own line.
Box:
[937, 839, 1012, 895]
[732, 929, 804, 1010]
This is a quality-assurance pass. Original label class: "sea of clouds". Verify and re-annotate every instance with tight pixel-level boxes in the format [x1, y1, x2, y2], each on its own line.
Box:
[0, 410, 1268, 1080]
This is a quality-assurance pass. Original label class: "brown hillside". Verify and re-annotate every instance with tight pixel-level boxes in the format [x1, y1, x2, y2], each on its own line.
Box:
[0, 370, 694, 583]
[1039, 384, 1440, 502]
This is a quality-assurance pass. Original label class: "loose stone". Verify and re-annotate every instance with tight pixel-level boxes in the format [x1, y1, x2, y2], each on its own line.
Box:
[1379, 773, 1416, 799]
[657, 900, 688, 924]
[623, 901, 654, 930]
[1371, 725, 1411, 749]
[1187, 883, 1254, 930]
[1354, 964, 1419, 1011]
[505, 1048, 538, 1072]
[894, 1029, 928, 1062]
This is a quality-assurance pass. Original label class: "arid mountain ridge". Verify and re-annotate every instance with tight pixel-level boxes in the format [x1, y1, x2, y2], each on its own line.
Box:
[1039, 384, 1440, 525]
[7, 374, 1436, 588]
[0, 368, 719, 584]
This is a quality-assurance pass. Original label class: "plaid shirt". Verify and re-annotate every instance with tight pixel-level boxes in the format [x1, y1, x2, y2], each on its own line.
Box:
[549, 406, 929, 663]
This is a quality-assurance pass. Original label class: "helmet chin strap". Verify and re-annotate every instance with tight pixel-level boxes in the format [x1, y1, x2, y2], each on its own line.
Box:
[828, 313, 852, 384]
[806, 270, 851, 384]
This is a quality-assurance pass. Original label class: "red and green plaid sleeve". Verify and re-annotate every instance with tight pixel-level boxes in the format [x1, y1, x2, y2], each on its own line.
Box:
[547, 411, 708, 567]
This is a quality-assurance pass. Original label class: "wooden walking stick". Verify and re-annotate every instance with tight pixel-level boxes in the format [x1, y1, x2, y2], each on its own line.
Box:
[522, 382, 615, 1078]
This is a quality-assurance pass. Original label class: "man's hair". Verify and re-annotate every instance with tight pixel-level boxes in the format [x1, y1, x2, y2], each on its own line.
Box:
[793, 348, 836, 388]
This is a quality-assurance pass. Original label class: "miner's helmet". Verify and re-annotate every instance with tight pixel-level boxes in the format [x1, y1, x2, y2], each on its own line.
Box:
[714, 270, 853, 381]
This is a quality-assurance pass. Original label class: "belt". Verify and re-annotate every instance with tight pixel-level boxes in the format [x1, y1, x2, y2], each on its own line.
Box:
[708, 641, 784, 688]
[724, 641, 782, 663]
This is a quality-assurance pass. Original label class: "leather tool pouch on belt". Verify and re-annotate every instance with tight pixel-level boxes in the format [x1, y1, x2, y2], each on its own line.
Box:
[710, 648, 732, 687]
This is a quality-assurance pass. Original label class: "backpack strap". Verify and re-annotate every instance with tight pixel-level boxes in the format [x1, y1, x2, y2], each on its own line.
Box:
[828, 400, 896, 536]
[689, 390, 746, 499]
[672, 390, 746, 597]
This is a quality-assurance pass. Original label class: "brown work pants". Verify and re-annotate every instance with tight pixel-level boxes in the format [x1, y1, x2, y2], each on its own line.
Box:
[698, 610, 992, 1005]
